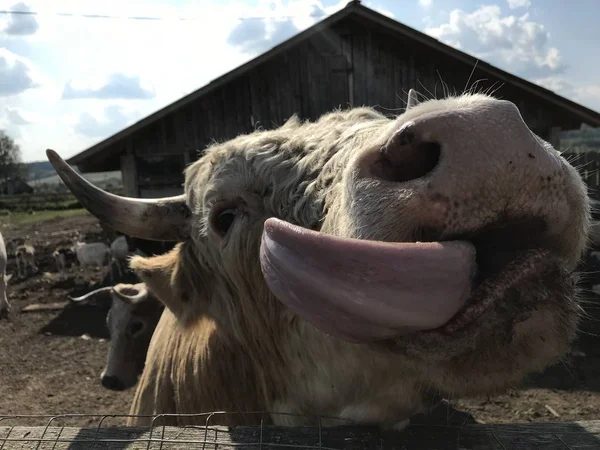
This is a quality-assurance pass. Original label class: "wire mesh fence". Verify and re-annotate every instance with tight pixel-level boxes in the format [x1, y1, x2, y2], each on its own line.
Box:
[0, 411, 599, 449]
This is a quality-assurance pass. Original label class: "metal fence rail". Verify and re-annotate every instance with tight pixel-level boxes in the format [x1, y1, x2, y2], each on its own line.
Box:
[0, 412, 599, 449]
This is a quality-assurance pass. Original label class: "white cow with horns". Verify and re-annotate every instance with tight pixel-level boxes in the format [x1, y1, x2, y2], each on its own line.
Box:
[47, 90, 591, 429]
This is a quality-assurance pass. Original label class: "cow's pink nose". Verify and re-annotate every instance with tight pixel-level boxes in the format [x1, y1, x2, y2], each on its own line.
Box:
[363, 98, 562, 188]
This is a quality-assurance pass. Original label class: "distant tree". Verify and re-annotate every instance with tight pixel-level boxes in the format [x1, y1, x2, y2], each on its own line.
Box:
[0, 130, 25, 183]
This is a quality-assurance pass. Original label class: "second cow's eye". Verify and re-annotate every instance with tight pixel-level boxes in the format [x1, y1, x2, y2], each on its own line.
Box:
[129, 320, 145, 337]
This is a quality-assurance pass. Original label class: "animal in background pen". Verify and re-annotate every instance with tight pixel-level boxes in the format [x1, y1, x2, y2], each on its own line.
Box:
[14, 244, 37, 278]
[0, 231, 13, 318]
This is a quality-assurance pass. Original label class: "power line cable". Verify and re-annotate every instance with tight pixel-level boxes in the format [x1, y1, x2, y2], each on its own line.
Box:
[0, 9, 328, 22]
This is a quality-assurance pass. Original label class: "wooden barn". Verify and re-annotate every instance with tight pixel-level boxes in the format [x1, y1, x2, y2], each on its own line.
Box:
[66, 0, 600, 198]
[0, 176, 34, 195]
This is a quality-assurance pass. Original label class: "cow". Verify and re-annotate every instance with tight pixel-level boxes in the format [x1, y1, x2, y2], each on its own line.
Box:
[72, 241, 111, 271]
[68, 282, 164, 391]
[102, 283, 164, 391]
[47, 90, 591, 429]
[110, 235, 129, 278]
[52, 246, 77, 279]
[14, 244, 37, 277]
[0, 231, 12, 318]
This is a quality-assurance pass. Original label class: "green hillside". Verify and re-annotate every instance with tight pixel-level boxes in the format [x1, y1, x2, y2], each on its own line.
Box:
[30, 170, 122, 192]
[25, 160, 57, 181]
[19, 160, 122, 192]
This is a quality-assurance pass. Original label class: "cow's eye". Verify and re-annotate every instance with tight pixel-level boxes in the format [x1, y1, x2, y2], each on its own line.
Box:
[214, 208, 237, 237]
[129, 320, 145, 337]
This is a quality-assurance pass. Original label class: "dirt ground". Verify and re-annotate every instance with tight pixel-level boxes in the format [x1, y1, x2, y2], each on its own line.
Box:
[1, 211, 600, 428]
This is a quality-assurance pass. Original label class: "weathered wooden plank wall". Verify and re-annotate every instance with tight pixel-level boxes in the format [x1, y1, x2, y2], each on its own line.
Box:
[343, 16, 570, 142]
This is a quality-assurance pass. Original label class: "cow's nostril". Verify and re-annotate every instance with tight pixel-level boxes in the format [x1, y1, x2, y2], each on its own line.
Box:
[372, 127, 440, 183]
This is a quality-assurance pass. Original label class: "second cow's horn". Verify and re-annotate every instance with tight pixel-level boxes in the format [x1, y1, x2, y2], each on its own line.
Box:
[46, 149, 190, 242]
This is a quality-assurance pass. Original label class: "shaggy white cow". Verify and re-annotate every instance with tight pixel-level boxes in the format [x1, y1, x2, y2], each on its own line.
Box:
[0, 231, 12, 318]
[48, 91, 591, 429]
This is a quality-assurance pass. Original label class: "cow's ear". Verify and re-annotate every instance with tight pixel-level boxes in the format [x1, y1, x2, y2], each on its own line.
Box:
[406, 88, 421, 109]
[281, 113, 301, 129]
[112, 282, 149, 305]
[129, 242, 207, 321]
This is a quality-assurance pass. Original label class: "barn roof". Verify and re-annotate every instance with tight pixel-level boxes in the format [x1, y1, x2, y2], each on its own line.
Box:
[66, 0, 600, 167]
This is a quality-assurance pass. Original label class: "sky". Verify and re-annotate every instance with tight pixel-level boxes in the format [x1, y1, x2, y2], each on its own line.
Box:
[0, 0, 599, 163]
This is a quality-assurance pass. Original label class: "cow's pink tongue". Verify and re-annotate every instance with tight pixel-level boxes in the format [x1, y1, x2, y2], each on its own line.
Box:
[260, 218, 477, 343]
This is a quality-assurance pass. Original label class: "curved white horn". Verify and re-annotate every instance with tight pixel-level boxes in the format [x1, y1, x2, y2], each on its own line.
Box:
[68, 286, 113, 303]
[46, 149, 190, 242]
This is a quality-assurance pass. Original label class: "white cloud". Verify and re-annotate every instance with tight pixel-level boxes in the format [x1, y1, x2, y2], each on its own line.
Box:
[534, 76, 571, 94]
[365, 2, 395, 18]
[534, 76, 600, 113]
[0, 1, 39, 36]
[62, 73, 155, 100]
[0, 48, 40, 96]
[5, 107, 30, 125]
[425, 5, 563, 78]
[0, 0, 355, 161]
[419, 0, 432, 7]
[73, 105, 141, 139]
[507, 0, 531, 10]
[0, 0, 252, 160]
[0, 107, 31, 141]
[575, 85, 600, 106]
[227, 0, 346, 55]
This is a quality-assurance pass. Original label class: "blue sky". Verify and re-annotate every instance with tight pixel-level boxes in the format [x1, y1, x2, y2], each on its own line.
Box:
[0, 0, 598, 162]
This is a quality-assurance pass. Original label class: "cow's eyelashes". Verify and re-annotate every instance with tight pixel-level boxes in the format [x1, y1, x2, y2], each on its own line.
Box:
[217, 209, 237, 234]
[210, 207, 238, 237]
